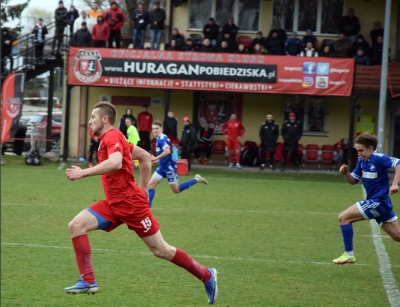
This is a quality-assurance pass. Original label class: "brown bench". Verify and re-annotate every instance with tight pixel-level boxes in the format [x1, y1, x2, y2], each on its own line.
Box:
[354, 63, 400, 94]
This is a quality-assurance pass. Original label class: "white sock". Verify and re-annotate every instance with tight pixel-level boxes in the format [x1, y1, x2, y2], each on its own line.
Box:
[345, 251, 354, 256]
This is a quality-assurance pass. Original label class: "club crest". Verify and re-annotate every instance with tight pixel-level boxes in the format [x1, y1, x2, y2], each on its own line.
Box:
[6, 98, 21, 118]
[74, 50, 102, 83]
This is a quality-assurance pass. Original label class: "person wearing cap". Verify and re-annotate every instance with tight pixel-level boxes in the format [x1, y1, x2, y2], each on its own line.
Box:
[301, 29, 317, 49]
[1, 28, 16, 73]
[104, 0, 126, 48]
[74, 21, 92, 47]
[92, 15, 110, 47]
[74, 10, 93, 34]
[137, 104, 153, 152]
[252, 31, 267, 49]
[52, 1, 68, 54]
[88, 2, 103, 19]
[194, 122, 214, 165]
[203, 17, 219, 47]
[131, 2, 150, 49]
[149, 1, 166, 50]
[281, 112, 302, 171]
[333, 32, 350, 58]
[221, 114, 246, 169]
[180, 116, 198, 171]
[339, 7, 360, 45]
[32, 18, 48, 64]
[284, 31, 302, 56]
[259, 114, 279, 171]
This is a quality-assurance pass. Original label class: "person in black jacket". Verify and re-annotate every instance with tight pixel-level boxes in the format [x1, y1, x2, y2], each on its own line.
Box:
[131, 2, 150, 49]
[180, 116, 198, 171]
[32, 18, 48, 64]
[202, 17, 219, 47]
[163, 110, 178, 140]
[66, 5, 79, 37]
[74, 22, 92, 47]
[200, 39, 215, 52]
[119, 108, 137, 138]
[1, 28, 16, 73]
[259, 114, 279, 170]
[168, 28, 184, 50]
[339, 7, 360, 45]
[281, 112, 302, 171]
[194, 122, 214, 165]
[252, 31, 267, 49]
[52, 1, 68, 54]
[149, 1, 166, 50]
[221, 17, 239, 41]
[181, 38, 196, 52]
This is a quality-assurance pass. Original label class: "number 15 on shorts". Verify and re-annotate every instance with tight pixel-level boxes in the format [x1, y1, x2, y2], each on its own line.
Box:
[141, 217, 152, 233]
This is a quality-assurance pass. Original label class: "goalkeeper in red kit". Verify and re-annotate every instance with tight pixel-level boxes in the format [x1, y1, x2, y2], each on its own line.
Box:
[221, 114, 246, 169]
[64, 102, 218, 305]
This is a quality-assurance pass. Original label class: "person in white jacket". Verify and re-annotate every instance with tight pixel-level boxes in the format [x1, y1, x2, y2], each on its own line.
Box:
[74, 10, 93, 33]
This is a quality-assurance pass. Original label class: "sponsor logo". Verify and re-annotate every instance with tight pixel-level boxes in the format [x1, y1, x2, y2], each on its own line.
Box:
[316, 76, 329, 89]
[74, 50, 102, 83]
[370, 164, 375, 171]
[317, 63, 330, 75]
[303, 62, 316, 74]
[6, 98, 21, 118]
[302, 76, 314, 88]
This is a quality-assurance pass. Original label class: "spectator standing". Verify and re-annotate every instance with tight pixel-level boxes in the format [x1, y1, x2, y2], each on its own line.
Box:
[259, 114, 279, 171]
[333, 33, 350, 58]
[353, 48, 370, 66]
[222, 114, 245, 169]
[252, 31, 267, 49]
[168, 28, 185, 50]
[301, 29, 318, 49]
[235, 43, 249, 54]
[222, 17, 239, 42]
[265, 30, 284, 55]
[52, 1, 68, 54]
[74, 22, 92, 47]
[370, 21, 384, 46]
[371, 36, 390, 65]
[180, 117, 198, 172]
[32, 18, 48, 64]
[88, 2, 103, 19]
[182, 38, 196, 51]
[104, 0, 125, 48]
[137, 104, 153, 152]
[149, 1, 166, 50]
[194, 122, 214, 165]
[163, 110, 178, 141]
[268, 21, 287, 42]
[350, 34, 370, 57]
[281, 112, 302, 171]
[131, 2, 150, 49]
[92, 15, 109, 47]
[66, 6, 79, 37]
[1, 28, 15, 73]
[200, 39, 215, 52]
[74, 10, 93, 34]
[339, 7, 360, 45]
[119, 108, 137, 138]
[320, 45, 335, 57]
[88, 128, 99, 168]
[300, 42, 318, 57]
[284, 31, 302, 56]
[126, 118, 140, 146]
[203, 17, 219, 47]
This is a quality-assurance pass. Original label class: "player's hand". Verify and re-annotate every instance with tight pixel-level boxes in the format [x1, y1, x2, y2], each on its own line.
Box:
[339, 164, 349, 174]
[66, 165, 85, 180]
[389, 184, 399, 195]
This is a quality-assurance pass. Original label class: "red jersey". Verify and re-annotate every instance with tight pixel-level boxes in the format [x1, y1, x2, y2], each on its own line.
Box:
[98, 128, 136, 205]
[222, 121, 245, 139]
[137, 111, 153, 133]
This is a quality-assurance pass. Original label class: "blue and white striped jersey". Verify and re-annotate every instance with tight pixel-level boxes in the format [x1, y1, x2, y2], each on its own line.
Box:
[156, 133, 174, 166]
[351, 153, 400, 200]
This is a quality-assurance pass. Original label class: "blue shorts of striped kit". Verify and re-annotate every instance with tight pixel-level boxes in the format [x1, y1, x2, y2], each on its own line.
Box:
[356, 198, 397, 226]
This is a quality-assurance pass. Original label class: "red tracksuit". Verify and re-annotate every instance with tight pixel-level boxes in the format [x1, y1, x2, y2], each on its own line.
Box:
[222, 121, 245, 164]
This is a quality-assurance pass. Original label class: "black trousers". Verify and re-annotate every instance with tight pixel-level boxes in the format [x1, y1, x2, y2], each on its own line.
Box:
[194, 146, 211, 159]
[108, 30, 121, 48]
[93, 40, 106, 47]
[282, 149, 299, 168]
[181, 148, 191, 171]
[1, 53, 13, 72]
[139, 131, 151, 151]
[88, 139, 99, 162]
[52, 27, 65, 51]
[35, 42, 45, 59]
[261, 148, 275, 166]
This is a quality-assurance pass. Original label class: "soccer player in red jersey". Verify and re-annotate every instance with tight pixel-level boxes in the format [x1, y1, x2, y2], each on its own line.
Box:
[221, 114, 246, 169]
[64, 102, 218, 305]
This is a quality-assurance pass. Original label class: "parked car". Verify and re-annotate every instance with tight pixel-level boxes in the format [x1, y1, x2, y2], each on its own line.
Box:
[26, 112, 62, 151]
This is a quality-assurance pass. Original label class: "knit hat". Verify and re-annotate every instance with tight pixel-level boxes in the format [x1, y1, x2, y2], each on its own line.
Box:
[291, 31, 297, 35]
[183, 116, 191, 122]
[306, 29, 312, 33]
[59, 0, 63, 4]
[289, 112, 296, 117]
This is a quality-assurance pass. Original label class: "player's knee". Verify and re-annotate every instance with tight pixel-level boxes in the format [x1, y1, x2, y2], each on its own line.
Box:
[68, 219, 86, 235]
[338, 212, 347, 224]
[391, 234, 400, 242]
[149, 247, 167, 259]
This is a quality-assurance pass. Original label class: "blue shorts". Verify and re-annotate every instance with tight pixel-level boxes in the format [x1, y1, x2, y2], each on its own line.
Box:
[356, 198, 398, 226]
[152, 163, 179, 184]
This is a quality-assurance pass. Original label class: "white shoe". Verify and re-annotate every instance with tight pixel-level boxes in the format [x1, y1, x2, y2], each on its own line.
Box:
[194, 174, 208, 185]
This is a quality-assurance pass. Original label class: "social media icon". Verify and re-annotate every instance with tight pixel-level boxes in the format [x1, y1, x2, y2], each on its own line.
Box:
[317, 63, 330, 75]
[303, 62, 316, 74]
[316, 76, 329, 88]
[302, 76, 314, 88]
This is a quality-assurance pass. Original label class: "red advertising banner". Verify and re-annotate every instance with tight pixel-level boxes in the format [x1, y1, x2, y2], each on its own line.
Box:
[1, 72, 26, 144]
[68, 47, 354, 96]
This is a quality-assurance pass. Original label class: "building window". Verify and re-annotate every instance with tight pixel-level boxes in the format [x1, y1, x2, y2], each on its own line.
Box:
[272, 0, 344, 35]
[189, 0, 261, 32]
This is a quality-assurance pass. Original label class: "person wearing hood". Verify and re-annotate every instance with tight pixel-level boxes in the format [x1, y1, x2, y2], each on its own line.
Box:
[333, 32, 350, 58]
[32, 18, 48, 64]
[131, 2, 150, 49]
[119, 108, 137, 138]
[74, 22, 92, 47]
[92, 15, 109, 47]
[353, 48, 370, 66]
[180, 116, 198, 172]
[66, 5, 79, 36]
[259, 114, 279, 171]
[104, 0, 126, 48]
[74, 10, 93, 34]
[350, 34, 371, 57]
[1, 28, 16, 73]
[301, 29, 317, 49]
[52, 1, 68, 54]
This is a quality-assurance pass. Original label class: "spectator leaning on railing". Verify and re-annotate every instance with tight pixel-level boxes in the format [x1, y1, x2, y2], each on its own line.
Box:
[32, 18, 48, 64]
[1, 27, 16, 73]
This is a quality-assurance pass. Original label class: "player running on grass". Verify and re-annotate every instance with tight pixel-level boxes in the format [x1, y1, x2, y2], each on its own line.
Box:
[222, 114, 245, 169]
[64, 102, 218, 305]
[333, 132, 400, 265]
[147, 120, 208, 208]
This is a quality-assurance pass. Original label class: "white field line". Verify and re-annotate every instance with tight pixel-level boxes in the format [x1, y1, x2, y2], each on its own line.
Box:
[57, 162, 66, 170]
[362, 187, 400, 307]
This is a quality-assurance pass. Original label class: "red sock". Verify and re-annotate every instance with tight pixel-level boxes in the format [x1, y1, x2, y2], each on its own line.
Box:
[236, 153, 240, 164]
[228, 152, 233, 164]
[171, 248, 211, 282]
[72, 235, 95, 283]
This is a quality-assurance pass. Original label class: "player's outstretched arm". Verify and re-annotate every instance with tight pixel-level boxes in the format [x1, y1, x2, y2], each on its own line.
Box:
[131, 145, 152, 192]
[390, 164, 400, 195]
[339, 164, 357, 185]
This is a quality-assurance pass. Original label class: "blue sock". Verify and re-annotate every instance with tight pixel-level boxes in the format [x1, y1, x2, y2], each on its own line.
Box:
[148, 189, 155, 208]
[340, 224, 353, 253]
[178, 179, 197, 192]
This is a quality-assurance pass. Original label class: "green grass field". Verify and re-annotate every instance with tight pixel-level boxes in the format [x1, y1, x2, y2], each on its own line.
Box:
[1, 156, 399, 307]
